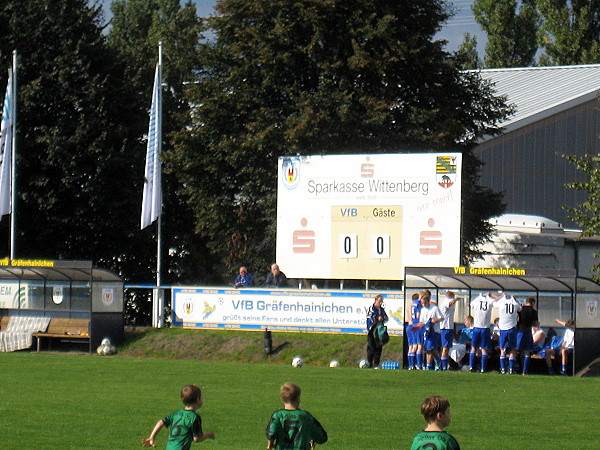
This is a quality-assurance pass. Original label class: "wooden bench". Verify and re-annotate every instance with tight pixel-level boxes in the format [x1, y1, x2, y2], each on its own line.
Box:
[32, 318, 90, 352]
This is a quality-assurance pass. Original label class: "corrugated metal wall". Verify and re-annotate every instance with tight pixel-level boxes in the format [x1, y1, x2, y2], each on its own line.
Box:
[475, 99, 600, 227]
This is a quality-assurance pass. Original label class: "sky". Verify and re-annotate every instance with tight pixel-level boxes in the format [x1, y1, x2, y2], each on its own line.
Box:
[101, 0, 486, 55]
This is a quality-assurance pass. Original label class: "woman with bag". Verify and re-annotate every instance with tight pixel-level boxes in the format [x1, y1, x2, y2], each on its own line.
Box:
[366, 294, 389, 368]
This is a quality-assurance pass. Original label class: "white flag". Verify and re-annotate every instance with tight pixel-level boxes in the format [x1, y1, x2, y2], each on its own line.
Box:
[141, 63, 162, 229]
[0, 69, 13, 217]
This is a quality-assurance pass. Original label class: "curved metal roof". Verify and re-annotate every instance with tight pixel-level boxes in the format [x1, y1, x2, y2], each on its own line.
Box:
[474, 64, 600, 137]
[0, 260, 122, 282]
[405, 267, 600, 293]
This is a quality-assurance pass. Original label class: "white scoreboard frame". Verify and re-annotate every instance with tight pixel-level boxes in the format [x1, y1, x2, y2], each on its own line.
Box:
[276, 153, 462, 280]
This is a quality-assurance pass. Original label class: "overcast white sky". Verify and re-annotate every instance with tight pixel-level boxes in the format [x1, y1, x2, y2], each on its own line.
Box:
[101, 0, 486, 54]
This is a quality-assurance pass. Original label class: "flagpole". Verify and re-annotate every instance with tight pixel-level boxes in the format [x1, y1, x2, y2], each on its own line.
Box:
[141, 43, 164, 327]
[10, 50, 17, 259]
[155, 42, 164, 327]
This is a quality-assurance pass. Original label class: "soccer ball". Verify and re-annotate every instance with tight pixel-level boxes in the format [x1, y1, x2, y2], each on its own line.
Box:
[101, 337, 112, 347]
[292, 356, 303, 367]
[97, 344, 116, 356]
[359, 359, 369, 369]
[329, 360, 340, 368]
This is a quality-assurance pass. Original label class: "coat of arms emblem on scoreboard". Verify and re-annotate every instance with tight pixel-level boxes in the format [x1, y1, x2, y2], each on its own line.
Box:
[281, 157, 300, 190]
[436, 155, 457, 189]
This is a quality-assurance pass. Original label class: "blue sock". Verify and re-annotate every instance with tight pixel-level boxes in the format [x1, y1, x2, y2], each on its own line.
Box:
[509, 357, 516, 372]
[562, 364, 567, 373]
[427, 361, 434, 370]
[469, 352, 476, 369]
[408, 352, 415, 369]
[522, 355, 530, 374]
[500, 356, 506, 372]
[416, 352, 423, 369]
[441, 356, 448, 371]
[481, 353, 488, 372]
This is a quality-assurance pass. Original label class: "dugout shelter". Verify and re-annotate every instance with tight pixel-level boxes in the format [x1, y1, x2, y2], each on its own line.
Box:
[0, 259, 124, 353]
[404, 267, 600, 375]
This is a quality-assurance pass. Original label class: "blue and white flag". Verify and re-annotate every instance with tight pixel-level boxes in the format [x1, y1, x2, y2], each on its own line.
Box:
[141, 63, 162, 229]
[0, 69, 14, 217]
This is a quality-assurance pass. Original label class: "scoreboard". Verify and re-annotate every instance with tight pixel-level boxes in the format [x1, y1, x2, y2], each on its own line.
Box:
[276, 153, 462, 280]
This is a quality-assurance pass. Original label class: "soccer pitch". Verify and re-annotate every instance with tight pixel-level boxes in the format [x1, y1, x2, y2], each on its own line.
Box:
[1, 352, 598, 449]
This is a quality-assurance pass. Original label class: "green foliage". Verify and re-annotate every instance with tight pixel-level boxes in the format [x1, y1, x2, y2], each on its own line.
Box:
[472, 0, 539, 68]
[0, 0, 146, 270]
[473, 0, 600, 67]
[168, 0, 511, 273]
[564, 153, 600, 280]
[108, 0, 221, 285]
[538, 0, 600, 65]
[456, 33, 481, 70]
[1, 351, 600, 448]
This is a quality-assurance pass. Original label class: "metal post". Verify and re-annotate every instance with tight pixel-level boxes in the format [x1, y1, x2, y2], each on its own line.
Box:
[9, 50, 17, 259]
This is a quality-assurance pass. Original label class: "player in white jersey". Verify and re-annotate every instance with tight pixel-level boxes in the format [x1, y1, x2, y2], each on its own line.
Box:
[414, 291, 443, 371]
[439, 291, 463, 371]
[469, 293, 495, 372]
[493, 295, 522, 374]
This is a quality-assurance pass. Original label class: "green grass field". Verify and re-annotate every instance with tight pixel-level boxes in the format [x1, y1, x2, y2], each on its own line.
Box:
[1, 352, 599, 449]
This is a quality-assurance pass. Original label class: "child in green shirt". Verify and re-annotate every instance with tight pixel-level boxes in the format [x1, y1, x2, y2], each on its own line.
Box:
[143, 384, 215, 449]
[266, 382, 328, 449]
[411, 395, 460, 450]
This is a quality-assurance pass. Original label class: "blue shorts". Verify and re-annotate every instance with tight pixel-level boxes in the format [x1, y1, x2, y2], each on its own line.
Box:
[517, 331, 533, 351]
[408, 325, 425, 345]
[406, 324, 416, 346]
[424, 331, 440, 352]
[471, 327, 490, 350]
[499, 327, 517, 350]
[440, 329, 454, 348]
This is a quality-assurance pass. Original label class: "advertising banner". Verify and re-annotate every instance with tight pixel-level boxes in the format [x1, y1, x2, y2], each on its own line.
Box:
[172, 287, 404, 335]
[0, 282, 27, 308]
[276, 153, 462, 279]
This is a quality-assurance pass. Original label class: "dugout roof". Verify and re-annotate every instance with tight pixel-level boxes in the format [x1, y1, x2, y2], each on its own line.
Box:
[404, 267, 600, 294]
[0, 260, 122, 283]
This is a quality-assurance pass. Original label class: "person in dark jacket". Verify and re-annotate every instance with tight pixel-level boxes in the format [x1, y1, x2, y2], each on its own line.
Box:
[366, 294, 389, 368]
[264, 264, 289, 288]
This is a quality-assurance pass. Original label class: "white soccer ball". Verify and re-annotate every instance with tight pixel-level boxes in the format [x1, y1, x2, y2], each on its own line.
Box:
[292, 356, 303, 367]
[359, 359, 369, 369]
[329, 360, 340, 368]
[96, 345, 104, 355]
[101, 337, 112, 347]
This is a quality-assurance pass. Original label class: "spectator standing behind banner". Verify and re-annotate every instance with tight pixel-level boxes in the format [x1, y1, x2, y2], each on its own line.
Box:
[234, 266, 255, 288]
[265, 264, 289, 288]
[366, 294, 389, 368]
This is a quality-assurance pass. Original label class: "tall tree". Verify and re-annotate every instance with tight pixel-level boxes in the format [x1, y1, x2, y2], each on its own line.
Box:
[472, 0, 540, 68]
[108, 0, 221, 285]
[538, 0, 600, 65]
[0, 0, 147, 274]
[564, 154, 600, 281]
[168, 0, 512, 274]
[457, 32, 482, 70]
